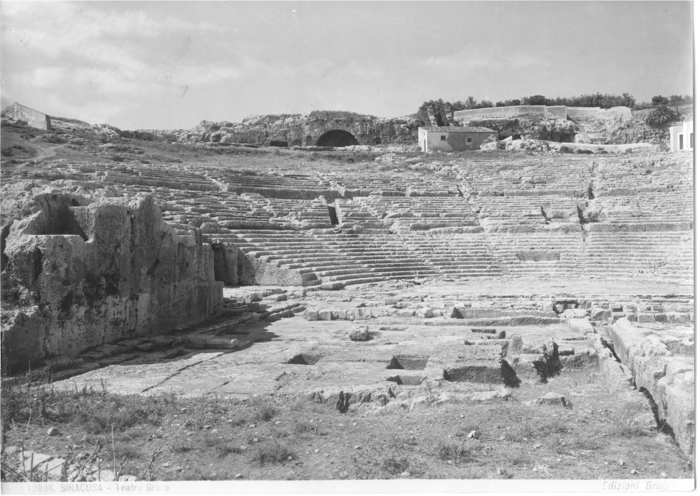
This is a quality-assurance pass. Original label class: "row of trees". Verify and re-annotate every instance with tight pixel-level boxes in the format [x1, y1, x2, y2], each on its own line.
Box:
[418, 93, 693, 114]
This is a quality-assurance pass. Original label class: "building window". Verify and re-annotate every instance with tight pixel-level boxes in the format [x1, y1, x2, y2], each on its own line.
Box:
[691, 133, 694, 149]
[467, 137, 473, 143]
[441, 135, 446, 141]
[679, 135, 684, 150]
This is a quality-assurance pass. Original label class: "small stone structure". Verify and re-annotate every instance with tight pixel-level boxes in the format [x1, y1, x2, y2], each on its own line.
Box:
[669, 119, 693, 152]
[418, 126, 497, 152]
[1, 194, 222, 372]
[1, 102, 52, 131]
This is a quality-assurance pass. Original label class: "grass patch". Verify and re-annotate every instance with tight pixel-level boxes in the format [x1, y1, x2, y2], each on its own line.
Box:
[435, 441, 475, 464]
[250, 398, 278, 422]
[250, 441, 295, 466]
[215, 443, 243, 458]
[381, 457, 409, 476]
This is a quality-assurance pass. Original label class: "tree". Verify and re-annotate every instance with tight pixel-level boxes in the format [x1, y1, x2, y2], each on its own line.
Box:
[645, 105, 680, 126]
[651, 95, 670, 106]
[522, 95, 549, 106]
[621, 93, 636, 109]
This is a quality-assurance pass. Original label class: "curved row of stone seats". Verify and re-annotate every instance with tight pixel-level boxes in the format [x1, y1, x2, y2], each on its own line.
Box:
[594, 192, 693, 224]
[594, 156, 693, 195]
[309, 233, 440, 286]
[327, 177, 405, 198]
[471, 195, 581, 231]
[97, 168, 219, 191]
[456, 158, 593, 196]
[158, 194, 273, 229]
[401, 233, 503, 278]
[212, 230, 335, 286]
[211, 229, 435, 288]
[206, 170, 338, 200]
[334, 198, 388, 230]
[353, 195, 482, 231]
[581, 231, 693, 283]
[485, 231, 585, 278]
[256, 197, 332, 229]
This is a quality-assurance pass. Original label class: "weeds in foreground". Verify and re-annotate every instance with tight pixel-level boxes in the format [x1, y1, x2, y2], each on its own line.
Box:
[381, 457, 409, 475]
[250, 441, 295, 466]
[435, 441, 475, 464]
[250, 398, 278, 422]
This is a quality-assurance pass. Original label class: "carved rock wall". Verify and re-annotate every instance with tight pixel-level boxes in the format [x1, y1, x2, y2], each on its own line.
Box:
[176, 111, 421, 146]
[1, 194, 223, 372]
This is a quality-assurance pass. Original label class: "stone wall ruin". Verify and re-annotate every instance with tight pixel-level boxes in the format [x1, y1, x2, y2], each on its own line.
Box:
[1, 102, 52, 131]
[1, 193, 223, 372]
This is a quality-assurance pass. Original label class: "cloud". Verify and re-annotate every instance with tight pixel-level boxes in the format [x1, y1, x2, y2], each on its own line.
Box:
[417, 47, 548, 72]
[2, 1, 245, 106]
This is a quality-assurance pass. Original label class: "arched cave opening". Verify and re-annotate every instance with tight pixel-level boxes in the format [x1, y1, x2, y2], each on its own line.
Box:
[373, 137, 382, 145]
[305, 136, 313, 146]
[315, 130, 359, 147]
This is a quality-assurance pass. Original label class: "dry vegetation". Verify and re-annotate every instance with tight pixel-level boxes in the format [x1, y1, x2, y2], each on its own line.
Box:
[2, 366, 691, 481]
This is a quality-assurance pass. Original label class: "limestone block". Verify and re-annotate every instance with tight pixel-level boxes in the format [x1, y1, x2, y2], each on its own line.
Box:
[568, 318, 593, 333]
[637, 313, 656, 323]
[562, 308, 587, 319]
[590, 307, 611, 321]
[317, 309, 333, 321]
[654, 313, 668, 323]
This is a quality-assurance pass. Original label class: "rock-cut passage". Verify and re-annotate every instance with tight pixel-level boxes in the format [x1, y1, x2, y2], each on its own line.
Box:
[315, 130, 359, 147]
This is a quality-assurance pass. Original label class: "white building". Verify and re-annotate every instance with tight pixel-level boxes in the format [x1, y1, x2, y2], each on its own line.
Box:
[669, 119, 693, 152]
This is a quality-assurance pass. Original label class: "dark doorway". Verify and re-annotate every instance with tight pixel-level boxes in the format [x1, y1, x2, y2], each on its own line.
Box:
[305, 135, 313, 146]
[270, 140, 288, 147]
[316, 130, 359, 147]
[328, 206, 339, 225]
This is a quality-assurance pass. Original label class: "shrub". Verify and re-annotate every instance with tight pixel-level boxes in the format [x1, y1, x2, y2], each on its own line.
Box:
[645, 105, 681, 126]
[250, 441, 294, 465]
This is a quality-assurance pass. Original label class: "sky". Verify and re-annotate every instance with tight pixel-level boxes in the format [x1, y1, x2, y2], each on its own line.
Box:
[0, 1, 694, 130]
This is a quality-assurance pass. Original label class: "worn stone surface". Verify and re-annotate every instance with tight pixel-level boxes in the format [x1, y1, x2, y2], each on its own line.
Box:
[610, 318, 694, 457]
[1, 194, 223, 372]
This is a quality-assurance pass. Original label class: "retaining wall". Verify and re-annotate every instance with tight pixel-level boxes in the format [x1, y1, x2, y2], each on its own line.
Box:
[2, 102, 52, 131]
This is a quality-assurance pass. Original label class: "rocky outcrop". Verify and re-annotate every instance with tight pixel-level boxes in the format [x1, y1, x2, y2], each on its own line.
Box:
[175, 111, 421, 147]
[610, 319, 694, 458]
[1, 194, 223, 372]
[461, 117, 576, 142]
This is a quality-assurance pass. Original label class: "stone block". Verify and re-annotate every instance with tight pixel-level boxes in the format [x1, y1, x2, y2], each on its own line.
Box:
[396, 309, 415, 317]
[637, 313, 656, 324]
[303, 309, 319, 321]
[331, 310, 348, 320]
[568, 318, 593, 333]
[654, 313, 668, 323]
[318, 309, 333, 321]
[590, 307, 611, 321]
[416, 308, 434, 318]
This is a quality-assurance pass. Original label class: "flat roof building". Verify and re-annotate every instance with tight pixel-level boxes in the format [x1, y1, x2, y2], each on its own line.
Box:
[669, 119, 693, 152]
[418, 126, 497, 153]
